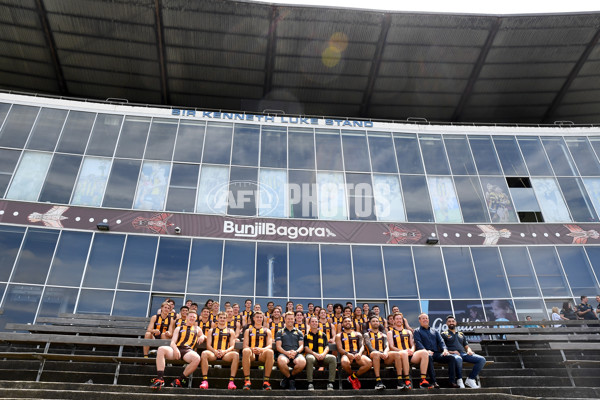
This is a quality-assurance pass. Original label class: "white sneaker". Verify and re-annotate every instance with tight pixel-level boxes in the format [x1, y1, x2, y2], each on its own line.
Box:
[307, 383, 314, 391]
[464, 378, 480, 389]
[457, 379, 465, 388]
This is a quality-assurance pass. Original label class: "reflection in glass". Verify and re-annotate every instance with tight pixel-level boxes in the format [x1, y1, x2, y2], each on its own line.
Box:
[542, 137, 577, 176]
[11, 228, 59, 285]
[420, 134, 450, 175]
[394, 133, 424, 174]
[583, 247, 600, 289]
[583, 178, 600, 218]
[203, 123, 232, 165]
[289, 244, 320, 298]
[38, 154, 82, 204]
[413, 247, 449, 299]
[556, 247, 599, 298]
[373, 174, 405, 222]
[228, 167, 257, 216]
[6, 151, 52, 201]
[493, 136, 528, 176]
[261, 126, 286, 168]
[480, 176, 518, 222]
[368, 133, 398, 173]
[470, 248, 510, 298]
[517, 137, 553, 176]
[133, 161, 170, 210]
[352, 246, 386, 299]
[321, 245, 354, 298]
[83, 234, 125, 289]
[531, 178, 571, 222]
[452, 300, 485, 325]
[0, 285, 42, 329]
[454, 176, 489, 222]
[483, 299, 517, 322]
[102, 159, 141, 209]
[0, 148, 21, 197]
[221, 241, 255, 296]
[0, 105, 39, 148]
[196, 165, 229, 214]
[315, 130, 342, 170]
[421, 300, 452, 331]
[557, 177, 598, 222]
[113, 291, 149, 317]
[383, 247, 417, 298]
[144, 118, 178, 161]
[56, 111, 95, 154]
[346, 173, 375, 221]
[256, 243, 287, 297]
[26, 108, 68, 151]
[513, 299, 546, 320]
[173, 120, 204, 163]
[317, 171, 346, 220]
[0, 225, 25, 281]
[77, 289, 113, 314]
[259, 169, 287, 218]
[86, 113, 123, 157]
[47, 231, 92, 286]
[387, 300, 420, 326]
[71, 157, 111, 207]
[500, 247, 540, 297]
[152, 237, 190, 293]
[342, 131, 370, 172]
[166, 163, 199, 213]
[37, 287, 78, 318]
[468, 135, 502, 175]
[118, 235, 158, 291]
[444, 136, 476, 175]
[187, 239, 222, 295]
[0, 103, 10, 127]
[289, 128, 315, 169]
[115, 116, 151, 159]
[428, 176, 461, 223]
[231, 124, 260, 166]
[289, 170, 317, 218]
[400, 175, 434, 222]
[443, 248, 480, 299]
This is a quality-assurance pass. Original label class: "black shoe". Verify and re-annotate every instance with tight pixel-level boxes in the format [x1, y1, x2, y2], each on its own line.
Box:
[433, 382, 440, 389]
[288, 379, 296, 391]
[449, 382, 459, 388]
[280, 377, 288, 389]
[375, 381, 386, 390]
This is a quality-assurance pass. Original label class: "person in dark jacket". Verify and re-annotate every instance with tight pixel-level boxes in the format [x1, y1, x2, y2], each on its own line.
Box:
[413, 313, 457, 388]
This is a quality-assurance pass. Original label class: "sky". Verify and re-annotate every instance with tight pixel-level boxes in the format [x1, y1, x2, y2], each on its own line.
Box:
[250, 0, 599, 15]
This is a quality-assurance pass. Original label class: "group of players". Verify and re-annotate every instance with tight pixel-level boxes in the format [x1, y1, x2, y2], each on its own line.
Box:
[145, 298, 484, 391]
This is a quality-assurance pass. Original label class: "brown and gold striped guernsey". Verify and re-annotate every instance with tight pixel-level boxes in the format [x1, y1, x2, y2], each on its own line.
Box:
[332, 315, 344, 327]
[226, 320, 237, 330]
[198, 319, 212, 336]
[269, 320, 284, 336]
[153, 313, 173, 333]
[366, 330, 385, 354]
[391, 328, 411, 350]
[305, 330, 327, 354]
[243, 310, 253, 323]
[294, 322, 306, 335]
[212, 327, 231, 351]
[318, 321, 334, 341]
[248, 326, 268, 348]
[340, 331, 361, 354]
[175, 317, 185, 328]
[176, 325, 199, 347]
[233, 314, 242, 326]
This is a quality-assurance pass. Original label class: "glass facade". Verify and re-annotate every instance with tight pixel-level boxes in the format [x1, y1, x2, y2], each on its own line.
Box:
[0, 94, 600, 330]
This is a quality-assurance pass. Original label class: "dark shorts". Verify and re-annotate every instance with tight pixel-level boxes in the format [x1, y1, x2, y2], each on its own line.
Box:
[179, 346, 195, 358]
[279, 352, 302, 362]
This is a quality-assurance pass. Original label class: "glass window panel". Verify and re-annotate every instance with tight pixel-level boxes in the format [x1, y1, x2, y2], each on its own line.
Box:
[420, 134, 450, 175]
[583, 177, 600, 218]
[133, 161, 170, 210]
[112, 291, 149, 317]
[0, 225, 25, 281]
[470, 247, 510, 298]
[289, 244, 320, 298]
[82, 234, 125, 289]
[531, 177, 571, 222]
[584, 247, 600, 288]
[400, 174, 434, 222]
[260, 126, 286, 168]
[346, 173, 375, 221]
[317, 171, 346, 220]
[258, 168, 287, 218]
[483, 299, 518, 322]
[321, 245, 354, 298]
[187, 239, 222, 294]
[510, 187, 541, 211]
[541, 137, 577, 176]
[118, 235, 157, 291]
[566, 136, 600, 178]
[0, 284, 42, 329]
[38, 154, 82, 204]
[517, 137, 553, 176]
[71, 157, 112, 207]
[202, 122, 232, 164]
[513, 299, 546, 320]
[196, 165, 229, 214]
[102, 159, 141, 208]
[0, 148, 21, 197]
[37, 287, 78, 318]
[428, 176, 461, 223]
[77, 289, 114, 314]
[342, 131, 370, 172]
[480, 176, 519, 222]
[46, 231, 92, 286]
[86, 113, 123, 157]
[500, 247, 540, 297]
[454, 176, 489, 222]
[289, 128, 315, 169]
[6, 151, 52, 201]
[0, 174, 9, 197]
[452, 299, 485, 325]
[444, 135, 477, 175]
[493, 136, 527, 176]
[421, 300, 453, 330]
[56, 111, 95, 154]
[11, 228, 59, 285]
[556, 247, 599, 298]
[115, 116, 151, 159]
[228, 166, 257, 216]
[289, 169, 317, 218]
[468, 135, 502, 175]
[368, 133, 398, 173]
[221, 241, 255, 296]
[166, 187, 196, 213]
[352, 246, 386, 299]
[144, 118, 178, 161]
[413, 247, 449, 299]
[383, 247, 418, 298]
[173, 120, 204, 163]
[231, 124, 260, 166]
[165, 163, 199, 213]
[0, 105, 39, 148]
[557, 177, 598, 222]
[393, 133, 424, 174]
[152, 237, 190, 293]
[26, 108, 68, 151]
[388, 300, 421, 326]
[0, 103, 10, 126]
[256, 243, 287, 297]
[373, 174, 405, 222]
[442, 247, 480, 298]
[315, 130, 342, 171]
[149, 295, 184, 317]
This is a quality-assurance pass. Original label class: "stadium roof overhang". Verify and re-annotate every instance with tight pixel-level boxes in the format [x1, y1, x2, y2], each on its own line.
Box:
[1, 0, 599, 124]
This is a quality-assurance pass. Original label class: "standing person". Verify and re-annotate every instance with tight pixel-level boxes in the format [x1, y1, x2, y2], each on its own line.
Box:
[362, 303, 370, 324]
[199, 311, 239, 390]
[551, 307, 562, 328]
[391, 305, 413, 332]
[560, 301, 577, 321]
[413, 313, 457, 388]
[335, 316, 372, 390]
[144, 302, 175, 357]
[326, 303, 334, 320]
[286, 301, 295, 313]
[242, 299, 254, 326]
[210, 301, 220, 322]
[305, 316, 336, 391]
[596, 295, 600, 319]
[294, 310, 307, 335]
[197, 307, 213, 337]
[189, 302, 199, 314]
[577, 295, 598, 321]
[388, 312, 431, 389]
[268, 307, 284, 335]
[265, 301, 275, 322]
[363, 315, 400, 390]
[225, 306, 241, 340]
[174, 306, 190, 328]
[353, 307, 365, 333]
[150, 310, 205, 390]
[232, 303, 243, 327]
[305, 303, 316, 320]
[332, 303, 344, 328]
[276, 311, 306, 391]
[318, 308, 336, 343]
[371, 305, 387, 330]
[242, 311, 274, 390]
[441, 316, 486, 389]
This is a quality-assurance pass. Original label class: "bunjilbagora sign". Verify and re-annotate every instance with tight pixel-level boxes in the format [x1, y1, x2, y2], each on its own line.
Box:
[1, 199, 599, 246]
